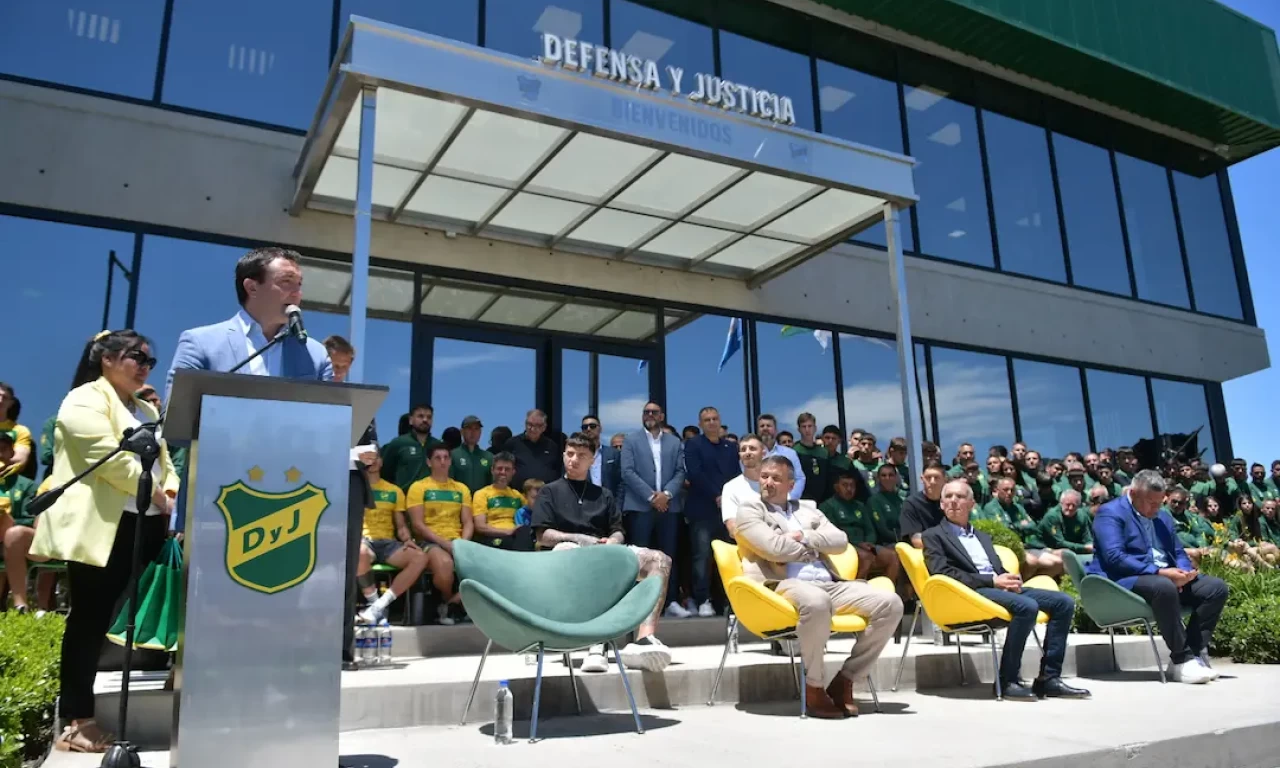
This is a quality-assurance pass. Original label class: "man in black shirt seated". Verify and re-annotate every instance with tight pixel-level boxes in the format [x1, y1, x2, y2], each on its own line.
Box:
[900, 462, 948, 547]
[923, 480, 1087, 702]
[531, 432, 672, 674]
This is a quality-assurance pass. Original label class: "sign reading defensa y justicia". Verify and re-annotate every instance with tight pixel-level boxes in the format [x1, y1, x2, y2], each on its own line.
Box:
[538, 33, 798, 127]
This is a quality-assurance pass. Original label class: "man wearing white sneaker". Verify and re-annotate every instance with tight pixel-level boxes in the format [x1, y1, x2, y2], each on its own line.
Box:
[533, 432, 673, 674]
[1089, 469, 1229, 684]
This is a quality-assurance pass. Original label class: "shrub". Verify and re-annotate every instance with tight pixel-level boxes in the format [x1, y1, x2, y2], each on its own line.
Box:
[1199, 552, 1280, 663]
[971, 519, 1024, 565]
[0, 612, 64, 768]
[1057, 573, 1101, 634]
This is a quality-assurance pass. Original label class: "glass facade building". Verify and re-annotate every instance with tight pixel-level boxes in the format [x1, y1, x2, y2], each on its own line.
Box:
[0, 0, 1270, 467]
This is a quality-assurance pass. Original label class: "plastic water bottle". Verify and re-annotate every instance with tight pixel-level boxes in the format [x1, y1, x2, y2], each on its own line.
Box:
[358, 624, 377, 665]
[494, 681, 514, 745]
[377, 620, 393, 665]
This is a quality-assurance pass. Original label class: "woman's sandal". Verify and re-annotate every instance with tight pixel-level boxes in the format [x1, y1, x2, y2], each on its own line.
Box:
[54, 721, 114, 753]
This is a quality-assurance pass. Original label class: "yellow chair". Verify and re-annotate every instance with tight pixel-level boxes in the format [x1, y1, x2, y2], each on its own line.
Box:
[707, 540, 895, 717]
[892, 543, 1057, 700]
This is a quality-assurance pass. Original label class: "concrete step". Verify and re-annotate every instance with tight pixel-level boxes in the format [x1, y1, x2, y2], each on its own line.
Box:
[59, 660, 1280, 768]
[95, 633, 1169, 748]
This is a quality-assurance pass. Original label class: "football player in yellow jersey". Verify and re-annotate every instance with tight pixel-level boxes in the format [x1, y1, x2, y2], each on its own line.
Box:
[356, 456, 430, 625]
[472, 452, 532, 550]
[406, 445, 473, 624]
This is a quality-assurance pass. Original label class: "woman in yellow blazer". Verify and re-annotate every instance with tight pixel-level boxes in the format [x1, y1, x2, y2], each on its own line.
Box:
[32, 330, 179, 753]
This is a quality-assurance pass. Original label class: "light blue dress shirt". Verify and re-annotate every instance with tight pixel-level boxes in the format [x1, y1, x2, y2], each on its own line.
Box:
[948, 521, 995, 574]
[236, 309, 283, 377]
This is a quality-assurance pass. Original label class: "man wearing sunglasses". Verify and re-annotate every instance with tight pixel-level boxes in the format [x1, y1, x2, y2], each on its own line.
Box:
[581, 415, 622, 501]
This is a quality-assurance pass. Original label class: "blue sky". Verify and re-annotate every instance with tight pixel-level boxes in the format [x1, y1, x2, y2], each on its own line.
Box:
[1221, 0, 1280, 464]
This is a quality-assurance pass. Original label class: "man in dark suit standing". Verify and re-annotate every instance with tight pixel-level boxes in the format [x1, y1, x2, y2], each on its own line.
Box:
[923, 479, 1087, 702]
[621, 401, 687, 618]
[580, 414, 621, 501]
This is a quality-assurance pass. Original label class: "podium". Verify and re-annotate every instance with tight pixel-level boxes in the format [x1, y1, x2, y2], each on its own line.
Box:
[165, 371, 386, 768]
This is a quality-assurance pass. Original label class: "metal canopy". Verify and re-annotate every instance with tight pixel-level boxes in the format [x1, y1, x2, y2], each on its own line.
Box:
[292, 17, 917, 288]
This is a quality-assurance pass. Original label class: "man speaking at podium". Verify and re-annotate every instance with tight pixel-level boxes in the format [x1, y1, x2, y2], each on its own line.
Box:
[165, 247, 360, 657]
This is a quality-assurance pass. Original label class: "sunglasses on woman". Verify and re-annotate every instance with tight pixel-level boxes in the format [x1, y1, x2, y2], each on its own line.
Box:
[124, 349, 158, 369]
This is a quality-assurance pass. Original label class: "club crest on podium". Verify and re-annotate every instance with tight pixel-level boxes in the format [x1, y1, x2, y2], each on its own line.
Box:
[216, 467, 330, 594]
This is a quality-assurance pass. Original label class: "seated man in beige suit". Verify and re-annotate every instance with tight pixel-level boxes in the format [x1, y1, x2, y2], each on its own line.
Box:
[735, 456, 904, 719]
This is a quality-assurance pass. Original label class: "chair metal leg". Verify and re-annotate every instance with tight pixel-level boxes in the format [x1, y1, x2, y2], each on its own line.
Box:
[1109, 628, 1119, 672]
[892, 604, 918, 692]
[957, 634, 966, 685]
[798, 657, 807, 719]
[459, 638, 493, 725]
[529, 644, 546, 743]
[1031, 627, 1041, 650]
[786, 640, 801, 699]
[610, 641, 645, 734]
[564, 652, 582, 715]
[989, 633, 1002, 701]
[1143, 620, 1166, 683]
[866, 674, 882, 714]
[707, 635, 732, 706]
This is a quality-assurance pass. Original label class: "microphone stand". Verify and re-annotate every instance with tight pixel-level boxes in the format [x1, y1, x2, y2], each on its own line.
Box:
[29, 423, 162, 768]
[228, 326, 291, 374]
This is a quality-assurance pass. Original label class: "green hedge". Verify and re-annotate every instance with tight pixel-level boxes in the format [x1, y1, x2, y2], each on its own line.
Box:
[971, 519, 1024, 565]
[1200, 554, 1280, 664]
[0, 612, 64, 768]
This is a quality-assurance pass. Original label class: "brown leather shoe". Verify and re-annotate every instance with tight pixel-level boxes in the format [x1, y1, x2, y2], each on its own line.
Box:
[805, 685, 847, 719]
[826, 673, 860, 717]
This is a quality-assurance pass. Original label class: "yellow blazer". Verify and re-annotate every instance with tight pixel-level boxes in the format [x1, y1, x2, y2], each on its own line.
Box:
[31, 377, 179, 567]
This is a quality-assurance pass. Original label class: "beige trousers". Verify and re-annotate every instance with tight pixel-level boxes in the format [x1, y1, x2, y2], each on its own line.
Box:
[775, 578, 904, 687]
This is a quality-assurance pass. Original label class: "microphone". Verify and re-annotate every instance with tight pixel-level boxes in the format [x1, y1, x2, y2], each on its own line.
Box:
[285, 304, 307, 341]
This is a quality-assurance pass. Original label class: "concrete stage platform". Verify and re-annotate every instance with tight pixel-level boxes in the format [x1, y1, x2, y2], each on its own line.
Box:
[52, 660, 1280, 768]
[94, 632, 1206, 745]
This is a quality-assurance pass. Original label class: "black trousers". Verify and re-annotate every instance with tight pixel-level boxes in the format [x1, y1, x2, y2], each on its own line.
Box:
[480, 527, 534, 551]
[342, 472, 367, 663]
[61, 514, 167, 720]
[1130, 574, 1229, 664]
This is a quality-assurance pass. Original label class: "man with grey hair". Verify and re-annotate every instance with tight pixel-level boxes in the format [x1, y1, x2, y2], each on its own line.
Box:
[735, 456, 903, 718]
[923, 480, 1084, 701]
[1038, 489, 1094, 555]
[1088, 470, 1229, 684]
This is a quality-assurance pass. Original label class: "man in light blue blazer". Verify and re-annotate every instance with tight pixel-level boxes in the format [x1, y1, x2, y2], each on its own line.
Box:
[621, 401, 687, 617]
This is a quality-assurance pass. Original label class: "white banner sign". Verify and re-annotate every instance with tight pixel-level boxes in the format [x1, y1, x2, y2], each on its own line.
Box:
[539, 33, 797, 126]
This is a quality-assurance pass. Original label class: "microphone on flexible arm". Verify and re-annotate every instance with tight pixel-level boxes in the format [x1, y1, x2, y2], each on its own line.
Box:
[285, 304, 307, 341]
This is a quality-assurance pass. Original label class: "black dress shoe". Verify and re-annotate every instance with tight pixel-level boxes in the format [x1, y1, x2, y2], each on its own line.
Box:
[1000, 681, 1038, 701]
[1033, 677, 1091, 699]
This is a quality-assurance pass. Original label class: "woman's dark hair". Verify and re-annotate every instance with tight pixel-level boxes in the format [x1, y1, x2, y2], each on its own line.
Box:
[71, 330, 153, 390]
[1235, 494, 1261, 540]
[397, 413, 411, 436]
[441, 426, 461, 451]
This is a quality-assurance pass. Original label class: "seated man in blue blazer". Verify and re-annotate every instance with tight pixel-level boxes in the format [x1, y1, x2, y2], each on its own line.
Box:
[1087, 469, 1228, 685]
[620, 401, 687, 618]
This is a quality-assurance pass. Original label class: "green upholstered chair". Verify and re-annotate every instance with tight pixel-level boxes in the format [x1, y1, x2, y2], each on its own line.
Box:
[1061, 550, 1168, 683]
[453, 540, 663, 741]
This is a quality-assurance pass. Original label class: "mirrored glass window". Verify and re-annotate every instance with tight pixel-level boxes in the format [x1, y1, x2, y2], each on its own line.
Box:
[610, 0, 712, 80]
[984, 111, 1065, 282]
[755, 323, 838, 435]
[1086, 369, 1152, 452]
[1173, 171, 1242, 320]
[597, 354, 650, 437]
[839, 334, 922, 445]
[341, 0, 479, 44]
[485, 0, 603, 58]
[902, 72, 993, 266]
[0, 1, 166, 99]
[929, 347, 1014, 455]
[1151, 379, 1214, 463]
[561, 349, 591, 434]
[432, 338, 536, 441]
[664, 315, 747, 439]
[1115, 153, 1190, 308]
[1011, 359, 1089, 460]
[718, 32, 815, 131]
[815, 60, 911, 250]
[162, 0, 331, 128]
[1053, 134, 1131, 297]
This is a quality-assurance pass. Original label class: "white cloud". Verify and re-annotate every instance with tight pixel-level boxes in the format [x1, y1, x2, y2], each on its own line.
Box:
[434, 348, 518, 373]
[597, 396, 649, 438]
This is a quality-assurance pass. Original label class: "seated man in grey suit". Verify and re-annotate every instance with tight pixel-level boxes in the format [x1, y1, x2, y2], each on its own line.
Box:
[735, 456, 904, 719]
[620, 401, 687, 618]
[923, 480, 1088, 702]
